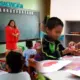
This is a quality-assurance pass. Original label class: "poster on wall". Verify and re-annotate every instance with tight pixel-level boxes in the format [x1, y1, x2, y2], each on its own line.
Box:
[0, 1, 23, 8]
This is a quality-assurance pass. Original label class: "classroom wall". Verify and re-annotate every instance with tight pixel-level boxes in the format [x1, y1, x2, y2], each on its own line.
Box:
[50, 0, 80, 35]
[0, 0, 45, 53]
[43, 0, 50, 16]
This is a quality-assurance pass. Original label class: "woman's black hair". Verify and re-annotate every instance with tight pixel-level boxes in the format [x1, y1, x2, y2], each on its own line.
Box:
[8, 20, 17, 28]
[6, 51, 24, 73]
[46, 17, 64, 30]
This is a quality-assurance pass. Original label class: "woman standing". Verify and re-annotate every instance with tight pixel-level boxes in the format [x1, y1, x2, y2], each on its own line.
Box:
[5, 20, 20, 52]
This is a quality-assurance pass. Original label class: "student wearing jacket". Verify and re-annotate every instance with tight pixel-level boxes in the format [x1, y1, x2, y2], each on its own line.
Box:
[41, 17, 76, 60]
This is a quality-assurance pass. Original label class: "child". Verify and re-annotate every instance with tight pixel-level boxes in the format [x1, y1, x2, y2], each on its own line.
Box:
[34, 41, 44, 61]
[0, 51, 31, 80]
[41, 17, 75, 60]
[23, 40, 37, 66]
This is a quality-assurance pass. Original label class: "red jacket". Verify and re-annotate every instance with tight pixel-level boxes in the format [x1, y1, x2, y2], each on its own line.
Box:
[5, 26, 20, 50]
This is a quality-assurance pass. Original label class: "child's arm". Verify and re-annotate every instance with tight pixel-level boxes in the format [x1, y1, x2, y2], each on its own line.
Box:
[62, 48, 77, 55]
[59, 43, 76, 55]
[62, 48, 70, 54]
[61, 41, 77, 55]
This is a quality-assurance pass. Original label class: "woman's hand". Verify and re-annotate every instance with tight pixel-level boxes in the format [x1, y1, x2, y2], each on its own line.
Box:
[16, 33, 19, 37]
[12, 33, 19, 37]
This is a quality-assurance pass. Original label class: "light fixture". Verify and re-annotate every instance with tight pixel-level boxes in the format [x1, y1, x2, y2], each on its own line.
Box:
[10, 9, 12, 13]
[27, 11, 28, 14]
[3, 8, 5, 12]
[0, 8, 1, 12]
[25, 10, 26, 14]
[13, 9, 15, 13]
[22, 10, 23, 14]
[6, 9, 9, 12]
[19, 10, 21, 14]
[16, 10, 18, 13]
[31, 12, 33, 15]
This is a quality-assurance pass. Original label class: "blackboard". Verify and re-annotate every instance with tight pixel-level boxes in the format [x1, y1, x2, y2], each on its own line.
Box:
[0, 7, 40, 43]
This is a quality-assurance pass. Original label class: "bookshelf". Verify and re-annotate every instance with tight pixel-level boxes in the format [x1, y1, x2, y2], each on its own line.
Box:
[64, 21, 80, 47]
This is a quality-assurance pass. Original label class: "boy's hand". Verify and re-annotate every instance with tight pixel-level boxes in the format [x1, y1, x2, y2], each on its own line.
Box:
[73, 49, 80, 56]
[62, 48, 77, 55]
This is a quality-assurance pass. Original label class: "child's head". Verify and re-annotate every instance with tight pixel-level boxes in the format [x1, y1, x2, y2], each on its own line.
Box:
[6, 51, 24, 73]
[33, 41, 42, 53]
[46, 17, 64, 40]
[26, 40, 33, 49]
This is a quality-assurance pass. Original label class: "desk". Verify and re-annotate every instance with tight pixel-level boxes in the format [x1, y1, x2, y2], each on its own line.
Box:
[63, 56, 80, 70]
[25, 56, 80, 80]
[38, 56, 80, 80]
[44, 71, 80, 80]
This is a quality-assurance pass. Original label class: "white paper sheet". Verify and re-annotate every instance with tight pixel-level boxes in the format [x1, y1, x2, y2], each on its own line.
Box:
[37, 60, 72, 73]
[66, 70, 80, 77]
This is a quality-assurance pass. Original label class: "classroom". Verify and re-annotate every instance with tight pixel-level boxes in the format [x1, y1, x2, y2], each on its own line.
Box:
[0, 0, 80, 80]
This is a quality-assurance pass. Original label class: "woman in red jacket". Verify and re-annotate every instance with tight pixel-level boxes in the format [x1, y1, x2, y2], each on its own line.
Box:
[5, 20, 20, 52]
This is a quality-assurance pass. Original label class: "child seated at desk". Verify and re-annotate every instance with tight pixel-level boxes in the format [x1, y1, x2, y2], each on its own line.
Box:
[33, 41, 44, 61]
[0, 51, 31, 80]
[41, 17, 76, 60]
[23, 40, 37, 67]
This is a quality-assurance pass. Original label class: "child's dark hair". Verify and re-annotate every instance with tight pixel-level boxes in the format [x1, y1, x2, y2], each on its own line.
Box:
[8, 20, 17, 28]
[36, 40, 41, 44]
[26, 40, 33, 49]
[46, 17, 64, 30]
[6, 51, 24, 73]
